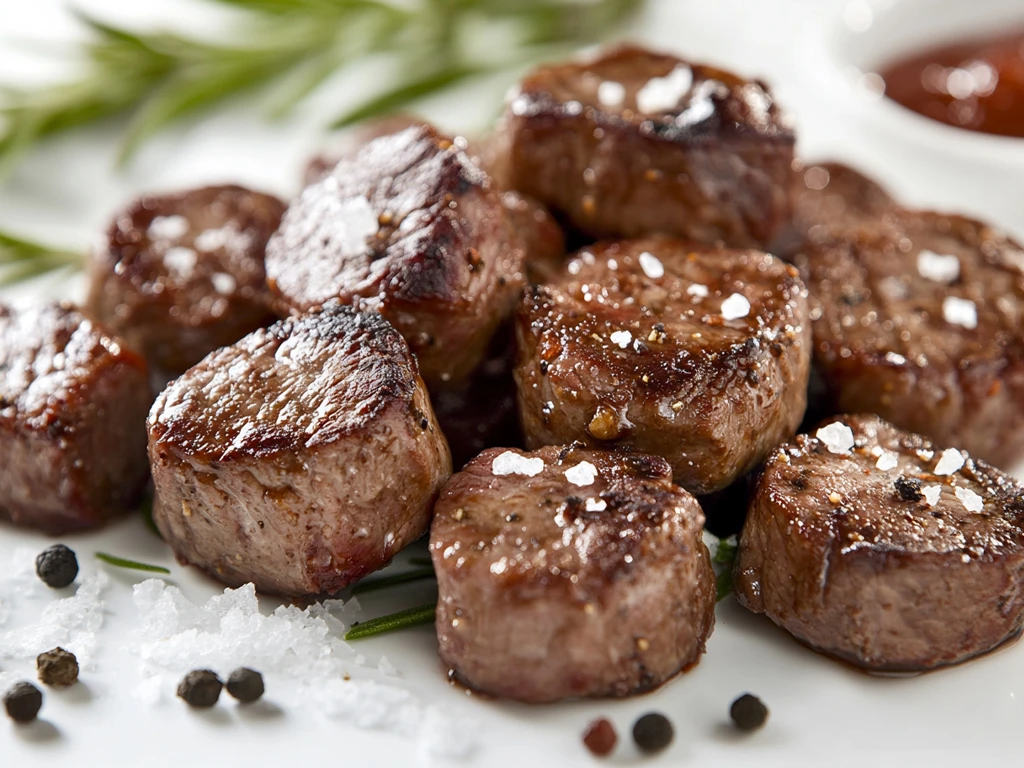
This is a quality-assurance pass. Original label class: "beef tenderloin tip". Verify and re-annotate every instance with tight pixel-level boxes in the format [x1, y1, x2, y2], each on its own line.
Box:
[515, 237, 811, 495]
[489, 44, 795, 249]
[0, 303, 151, 534]
[431, 445, 715, 703]
[87, 185, 285, 385]
[736, 413, 1024, 671]
[148, 304, 452, 598]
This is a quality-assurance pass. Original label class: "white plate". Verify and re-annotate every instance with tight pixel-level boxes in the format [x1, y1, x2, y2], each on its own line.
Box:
[2, 1, 1023, 765]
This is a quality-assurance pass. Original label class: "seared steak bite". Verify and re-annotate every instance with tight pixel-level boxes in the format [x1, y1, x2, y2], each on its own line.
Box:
[515, 238, 811, 495]
[736, 414, 1024, 671]
[148, 305, 451, 597]
[431, 445, 715, 703]
[793, 210, 1024, 468]
[0, 303, 151, 534]
[87, 185, 285, 382]
[773, 161, 896, 258]
[490, 45, 795, 249]
[267, 123, 548, 388]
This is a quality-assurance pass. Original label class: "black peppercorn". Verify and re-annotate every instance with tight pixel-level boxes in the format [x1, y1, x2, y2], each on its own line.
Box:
[177, 670, 223, 708]
[4, 682, 43, 723]
[37, 647, 79, 688]
[226, 668, 264, 703]
[730, 693, 769, 731]
[632, 712, 673, 754]
[35, 544, 78, 588]
[894, 475, 923, 502]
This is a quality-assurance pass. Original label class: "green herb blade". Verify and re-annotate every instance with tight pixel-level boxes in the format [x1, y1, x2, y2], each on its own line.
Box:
[95, 552, 171, 574]
[328, 63, 490, 129]
[351, 567, 436, 595]
[344, 603, 436, 640]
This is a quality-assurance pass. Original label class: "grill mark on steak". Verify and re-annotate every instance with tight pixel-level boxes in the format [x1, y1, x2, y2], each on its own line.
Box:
[431, 445, 715, 703]
[736, 413, 1024, 671]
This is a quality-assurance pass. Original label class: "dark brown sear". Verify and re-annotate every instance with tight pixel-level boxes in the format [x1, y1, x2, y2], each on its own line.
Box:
[489, 44, 795, 249]
[431, 445, 715, 703]
[735, 413, 1024, 671]
[148, 305, 451, 597]
[87, 185, 285, 383]
[515, 238, 811, 495]
[266, 123, 561, 388]
[0, 303, 151, 534]
[792, 210, 1024, 468]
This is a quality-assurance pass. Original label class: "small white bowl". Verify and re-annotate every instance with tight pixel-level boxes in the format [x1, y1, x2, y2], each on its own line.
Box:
[809, 0, 1024, 236]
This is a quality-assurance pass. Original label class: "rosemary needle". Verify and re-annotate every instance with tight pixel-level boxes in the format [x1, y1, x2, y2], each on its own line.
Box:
[95, 552, 171, 574]
[344, 603, 436, 640]
[351, 567, 436, 595]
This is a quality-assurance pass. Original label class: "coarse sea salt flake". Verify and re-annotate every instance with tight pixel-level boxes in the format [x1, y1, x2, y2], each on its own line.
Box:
[638, 251, 664, 279]
[875, 451, 898, 471]
[816, 422, 854, 454]
[492, 450, 544, 477]
[955, 486, 984, 513]
[917, 250, 960, 283]
[943, 296, 977, 329]
[585, 498, 607, 512]
[720, 293, 750, 320]
[637, 65, 694, 114]
[597, 80, 626, 107]
[687, 283, 709, 299]
[148, 215, 190, 240]
[934, 448, 965, 476]
[610, 330, 632, 349]
[564, 461, 599, 487]
[922, 485, 942, 506]
[163, 247, 197, 275]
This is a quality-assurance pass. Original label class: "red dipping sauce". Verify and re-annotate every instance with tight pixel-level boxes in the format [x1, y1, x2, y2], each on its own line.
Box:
[880, 31, 1024, 138]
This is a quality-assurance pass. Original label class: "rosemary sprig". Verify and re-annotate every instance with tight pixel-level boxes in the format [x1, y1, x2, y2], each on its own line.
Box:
[0, 230, 83, 287]
[351, 567, 436, 595]
[713, 535, 738, 602]
[0, 0, 645, 172]
[344, 603, 436, 640]
[95, 552, 171, 574]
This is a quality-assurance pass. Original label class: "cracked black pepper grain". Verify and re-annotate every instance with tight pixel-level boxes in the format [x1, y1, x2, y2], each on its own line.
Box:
[4, 682, 43, 723]
[895, 475, 924, 502]
[632, 712, 673, 753]
[730, 693, 769, 731]
[226, 668, 264, 703]
[35, 544, 78, 588]
[37, 647, 79, 688]
[177, 670, 223, 708]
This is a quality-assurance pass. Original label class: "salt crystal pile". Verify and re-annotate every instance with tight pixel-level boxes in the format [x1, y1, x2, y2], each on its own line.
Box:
[720, 293, 751, 321]
[934, 448, 965, 476]
[955, 486, 984, 513]
[0, 569, 108, 667]
[636, 65, 694, 114]
[564, 461, 598, 487]
[128, 580, 476, 760]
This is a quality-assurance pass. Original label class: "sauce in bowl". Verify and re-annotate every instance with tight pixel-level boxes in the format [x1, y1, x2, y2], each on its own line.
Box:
[880, 31, 1024, 138]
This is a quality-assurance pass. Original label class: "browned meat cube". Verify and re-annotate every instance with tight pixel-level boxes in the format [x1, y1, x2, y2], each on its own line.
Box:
[431, 445, 715, 703]
[87, 185, 285, 383]
[267, 123, 561, 388]
[515, 238, 811, 495]
[0, 303, 151, 534]
[148, 305, 451, 597]
[736, 414, 1024, 671]
[490, 45, 795, 249]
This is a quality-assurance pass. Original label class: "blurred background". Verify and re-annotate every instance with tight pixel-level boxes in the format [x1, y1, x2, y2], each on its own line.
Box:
[0, 0, 1022, 293]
